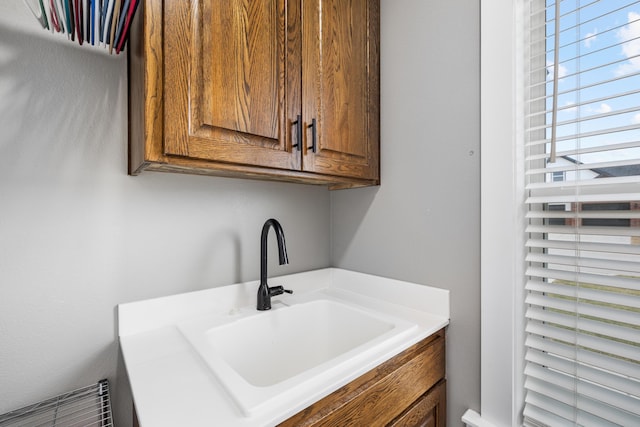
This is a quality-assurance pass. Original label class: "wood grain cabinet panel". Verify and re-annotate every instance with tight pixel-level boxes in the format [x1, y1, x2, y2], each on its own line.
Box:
[129, 0, 379, 189]
[388, 380, 446, 427]
[163, 0, 300, 170]
[279, 329, 446, 427]
[302, 0, 380, 180]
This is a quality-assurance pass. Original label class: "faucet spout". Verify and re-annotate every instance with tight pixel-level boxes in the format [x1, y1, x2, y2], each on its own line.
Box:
[257, 219, 291, 310]
[261, 218, 288, 276]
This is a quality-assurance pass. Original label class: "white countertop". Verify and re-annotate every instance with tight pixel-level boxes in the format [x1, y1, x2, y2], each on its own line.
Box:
[118, 268, 449, 426]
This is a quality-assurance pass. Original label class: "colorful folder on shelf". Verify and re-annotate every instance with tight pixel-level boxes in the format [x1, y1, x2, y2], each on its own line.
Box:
[24, 0, 139, 54]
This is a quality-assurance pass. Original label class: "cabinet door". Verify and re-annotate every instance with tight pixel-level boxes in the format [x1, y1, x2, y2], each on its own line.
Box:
[163, 0, 301, 170]
[388, 380, 446, 427]
[302, 0, 379, 180]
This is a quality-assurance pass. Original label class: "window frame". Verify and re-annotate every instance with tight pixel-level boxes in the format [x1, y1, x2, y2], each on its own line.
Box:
[480, 1, 528, 425]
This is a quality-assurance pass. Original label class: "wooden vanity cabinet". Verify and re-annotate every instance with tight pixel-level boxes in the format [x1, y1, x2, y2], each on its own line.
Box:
[132, 330, 445, 427]
[129, 0, 379, 189]
[279, 329, 446, 427]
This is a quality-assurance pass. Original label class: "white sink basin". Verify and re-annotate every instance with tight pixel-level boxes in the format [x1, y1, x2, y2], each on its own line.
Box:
[178, 293, 417, 416]
[209, 299, 395, 386]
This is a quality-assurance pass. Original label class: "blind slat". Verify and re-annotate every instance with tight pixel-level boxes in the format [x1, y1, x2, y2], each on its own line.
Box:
[525, 363, 640, 416]
[524, 377, 640, 426]
[526, 348, 640, 400]
[527, 69, 640, 113]
[527, 85, 640, 116]
[526, 185, 640, 201]
[526, 252, 640, 274]
[525, 140, 640, 161]
[526, 209, 640, 219]
[527, 105, 640, 134]
[531, 52, 640, 92]
[529, 0, 640, 38]
[526, 266, 640, 291]
[526, 303, 640, 342]
[527, 157, 640, 177]
[526, 238, 640, 254]
[527, 320, 640, 366]
[525, 389, 624, 427]
[526, 195, 640, 204]
[526, 334, 640, 379]
[531, 33, 640, 78]
[527, 175, 640, 190]
[526, 224, 640, 237]
[524, 403, 576, 427]
[527, 123, 640, 149]
[526, 280, 640, 309]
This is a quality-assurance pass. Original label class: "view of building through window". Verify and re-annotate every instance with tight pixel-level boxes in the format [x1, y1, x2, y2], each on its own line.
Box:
[523, 1, 640, 425]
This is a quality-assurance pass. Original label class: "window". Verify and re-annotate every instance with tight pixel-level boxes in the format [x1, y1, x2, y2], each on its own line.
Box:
[581, 202, 632, 227]
[523, 1, 640, 426]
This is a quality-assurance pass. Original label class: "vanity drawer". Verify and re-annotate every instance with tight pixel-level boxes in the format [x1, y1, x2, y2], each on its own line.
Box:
[279, 329, 446, 427]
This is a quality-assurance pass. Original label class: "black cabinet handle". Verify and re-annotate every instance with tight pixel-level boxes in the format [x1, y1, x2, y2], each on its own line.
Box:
[291, 115, 302, 151]
[307, 118, 317, 153]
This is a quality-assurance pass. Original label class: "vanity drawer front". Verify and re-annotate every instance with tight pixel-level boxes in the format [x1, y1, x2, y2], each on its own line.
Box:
[279, 329, 446, 427]
[388, 379, 446, 427]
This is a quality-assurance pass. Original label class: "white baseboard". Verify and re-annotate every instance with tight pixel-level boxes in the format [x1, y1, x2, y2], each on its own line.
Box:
[462, 409, 499, 427]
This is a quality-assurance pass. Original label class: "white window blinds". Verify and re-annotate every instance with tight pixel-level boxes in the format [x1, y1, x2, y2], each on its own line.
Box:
[523, 1, 640, 426]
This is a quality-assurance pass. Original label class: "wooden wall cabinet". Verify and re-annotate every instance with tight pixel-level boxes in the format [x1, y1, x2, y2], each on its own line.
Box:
[279, 329, 446, 427]
[129, 0, 379, 189]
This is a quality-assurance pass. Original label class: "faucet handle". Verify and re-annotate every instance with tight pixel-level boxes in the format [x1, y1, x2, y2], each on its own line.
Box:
[268, 285, 293, 297]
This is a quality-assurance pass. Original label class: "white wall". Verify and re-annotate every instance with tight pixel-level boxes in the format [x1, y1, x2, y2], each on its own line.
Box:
[330, 1, 481, 425]
[0, 10, 330, 426]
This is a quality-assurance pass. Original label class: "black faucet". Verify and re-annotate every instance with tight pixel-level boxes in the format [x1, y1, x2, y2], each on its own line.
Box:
[257, 219, 293, 310]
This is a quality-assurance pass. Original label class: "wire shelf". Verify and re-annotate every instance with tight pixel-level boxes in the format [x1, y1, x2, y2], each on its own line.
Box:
[0, 380, 113, 427]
